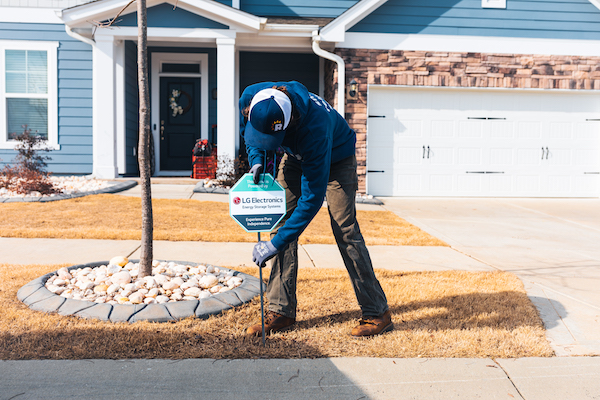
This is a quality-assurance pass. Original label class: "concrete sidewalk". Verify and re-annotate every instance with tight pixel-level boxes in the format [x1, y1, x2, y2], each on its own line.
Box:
[2, 357, 600, 400]
[3, 185, 600, 399]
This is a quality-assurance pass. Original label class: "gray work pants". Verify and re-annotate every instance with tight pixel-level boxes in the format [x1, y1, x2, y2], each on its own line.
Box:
[267, 153, 389, 319]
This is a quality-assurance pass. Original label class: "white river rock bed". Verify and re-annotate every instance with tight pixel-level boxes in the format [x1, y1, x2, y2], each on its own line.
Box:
[44, 256, 243, 305]
[0, 175, 114, 198]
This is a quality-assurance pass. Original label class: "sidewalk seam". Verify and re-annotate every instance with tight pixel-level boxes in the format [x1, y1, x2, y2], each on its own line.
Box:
[448, 247, 503, 272]
[493, 359, 527, 400]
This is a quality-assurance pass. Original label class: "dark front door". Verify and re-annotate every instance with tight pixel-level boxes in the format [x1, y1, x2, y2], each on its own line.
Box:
[160, 77, 201, 171]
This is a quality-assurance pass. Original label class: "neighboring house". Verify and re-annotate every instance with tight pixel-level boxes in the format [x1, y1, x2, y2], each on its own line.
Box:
[1, 0, 600, 197]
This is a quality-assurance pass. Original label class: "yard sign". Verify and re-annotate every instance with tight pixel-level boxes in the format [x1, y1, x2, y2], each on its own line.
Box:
[229, 173, 286, 232]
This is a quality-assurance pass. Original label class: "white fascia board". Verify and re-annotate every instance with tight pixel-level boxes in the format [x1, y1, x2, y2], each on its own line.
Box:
[342, 32, 600, 57]
[260, 24, 319, 38]
[237, 35, 312, 50]
[319, 0, 388, 42]
[176, 0, 263, 30]
[0, 7, 64, 24]
[262, 23, 319, 35]
[95, 27, 236, 41]
[60, 0, 261, 31]
[59, 0, 136, 26]
[589, 0, 600, 11]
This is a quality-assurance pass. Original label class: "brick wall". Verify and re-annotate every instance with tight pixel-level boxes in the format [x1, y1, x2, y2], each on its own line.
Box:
[326, 49, 600, 193]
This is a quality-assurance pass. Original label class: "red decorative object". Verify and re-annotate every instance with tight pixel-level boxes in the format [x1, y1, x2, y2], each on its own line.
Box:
[191, 145, 217, 179]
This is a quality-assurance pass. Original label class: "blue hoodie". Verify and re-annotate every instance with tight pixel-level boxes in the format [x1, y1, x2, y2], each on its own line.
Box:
[239, 81, 356, 251]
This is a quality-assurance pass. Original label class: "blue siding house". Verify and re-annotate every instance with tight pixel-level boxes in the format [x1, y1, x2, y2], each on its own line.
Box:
[1, 0, 600, 197]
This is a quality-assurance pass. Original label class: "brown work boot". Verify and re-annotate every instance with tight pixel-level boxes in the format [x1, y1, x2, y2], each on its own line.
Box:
[351, 309, 393, 337]
[246, 311, 296, 336]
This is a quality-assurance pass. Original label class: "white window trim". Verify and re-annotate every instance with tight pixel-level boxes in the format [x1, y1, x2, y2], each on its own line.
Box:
[0, 40, 59, 150]
[482, 0, 506, 9]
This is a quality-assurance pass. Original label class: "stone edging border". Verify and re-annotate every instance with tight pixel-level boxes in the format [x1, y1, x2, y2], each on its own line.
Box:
[192, 182, 384, 205]
[0, 180, 138, 203]
[17, 260, 265, 323]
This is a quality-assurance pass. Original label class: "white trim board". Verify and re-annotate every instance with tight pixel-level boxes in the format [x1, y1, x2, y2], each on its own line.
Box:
[59, 0, 263, 31]
[319, 0, 388, 42]
[342, 32, 600, 57]
[0, 8, 64, 24]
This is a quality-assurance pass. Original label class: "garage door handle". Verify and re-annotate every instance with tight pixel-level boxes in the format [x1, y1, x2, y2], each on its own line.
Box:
[423, 146, 426, 159]
[542, 147, 549, 159]
[368, 170, 385, 173]
[466, 171, 505, 174]
[427, 146, 431, 158]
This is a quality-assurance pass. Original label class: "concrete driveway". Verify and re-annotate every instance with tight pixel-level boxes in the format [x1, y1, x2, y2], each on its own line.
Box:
[381, 197, 600, 356]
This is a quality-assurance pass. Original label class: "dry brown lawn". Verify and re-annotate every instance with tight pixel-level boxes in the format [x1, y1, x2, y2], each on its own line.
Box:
[1, 263, 553, 360]
[0, 194, 446, 246]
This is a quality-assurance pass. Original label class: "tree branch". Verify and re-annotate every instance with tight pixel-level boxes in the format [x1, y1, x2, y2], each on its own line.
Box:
[95, 0, 137, 27]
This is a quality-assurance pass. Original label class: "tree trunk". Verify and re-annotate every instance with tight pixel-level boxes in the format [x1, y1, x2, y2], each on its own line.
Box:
[137, 0, 153, 278]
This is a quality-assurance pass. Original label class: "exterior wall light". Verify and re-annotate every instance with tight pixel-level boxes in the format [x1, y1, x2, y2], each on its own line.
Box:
[348, 79, 358, 98]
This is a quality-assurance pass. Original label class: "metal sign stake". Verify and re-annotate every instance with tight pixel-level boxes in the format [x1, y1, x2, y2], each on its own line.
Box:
[258, 231, 266, 346]
[229, 172, 285, 348]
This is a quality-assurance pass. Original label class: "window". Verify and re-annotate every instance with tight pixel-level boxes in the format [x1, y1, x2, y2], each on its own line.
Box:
[0, 41, 58, 149]
[482, 0, 506, 8]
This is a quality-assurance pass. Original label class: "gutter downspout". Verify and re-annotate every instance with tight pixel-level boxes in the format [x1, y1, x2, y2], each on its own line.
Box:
[312, 32, 345, 116]
[63, 25, 96, 177]
[64, 25, 96, 47]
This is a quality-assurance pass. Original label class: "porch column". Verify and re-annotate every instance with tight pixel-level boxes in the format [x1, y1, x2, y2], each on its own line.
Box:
[115, 40, 126, 175]
[216, 37, 237, 162]
[92, 35, 118, 178]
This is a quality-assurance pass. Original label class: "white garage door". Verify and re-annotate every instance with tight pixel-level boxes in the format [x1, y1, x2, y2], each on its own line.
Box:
[367, 87, 600, 197]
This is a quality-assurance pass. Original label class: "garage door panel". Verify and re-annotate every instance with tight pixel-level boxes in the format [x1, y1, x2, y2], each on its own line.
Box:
[368, 173, 391, 196]
[429, 147, 453, 165]
[431, 120, 455, 138]
[574, 149, 600, 167]
[489, 174, 512, 193]
[396, 174, 422, 193]
[457, 175, 482, 192]
[575, 122, 600, 139]
[547, 149, 571, 166]
[549, 122, 572, 139]
[490, 121, 514, 138]
[459, 120, 484, 138]
[574, 175, 600, 195]
[548, 175, 572, 193]
[458, 148, 483, 165]
[396, 146, 424, 164]
[396, 120, 423, 138]
[490, 148, 513, 166]
[517, 121, 542, 139]
[429, 174, 454, 192]
[517, 148, 544, 165]
[367, 119, 394, 145]
[516, 175, 541, 193]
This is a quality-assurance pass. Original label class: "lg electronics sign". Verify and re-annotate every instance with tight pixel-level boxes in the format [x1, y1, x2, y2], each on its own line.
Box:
[229, 173, 286, 232]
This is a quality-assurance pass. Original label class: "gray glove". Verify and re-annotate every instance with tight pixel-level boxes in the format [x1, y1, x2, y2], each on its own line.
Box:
[252, 241, 279, 268]
[249, 163, 263, 184]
